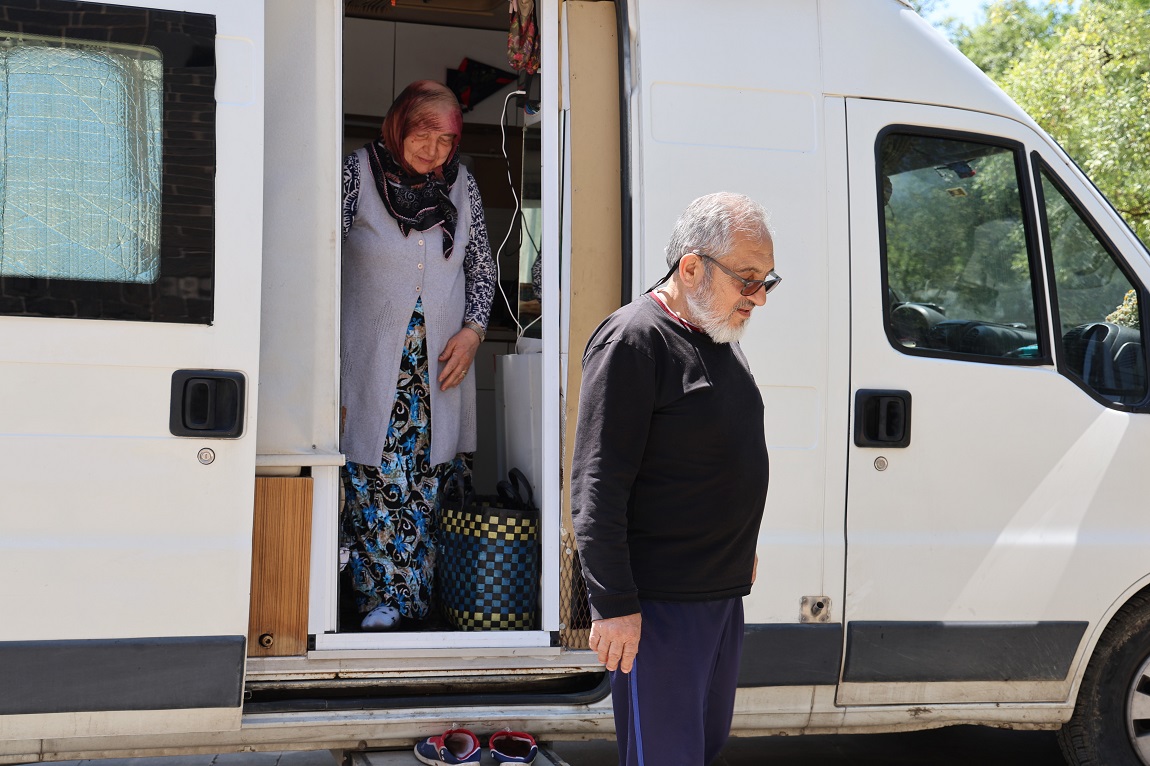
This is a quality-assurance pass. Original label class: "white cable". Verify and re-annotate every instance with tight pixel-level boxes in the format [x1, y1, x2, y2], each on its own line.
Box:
[494, 89, 528, 337]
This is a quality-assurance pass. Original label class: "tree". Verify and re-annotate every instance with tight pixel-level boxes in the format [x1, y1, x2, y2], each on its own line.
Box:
[907, 0, 965, 38]
[953, 0, 1073, 80]
[1001, 0, 1150, 245]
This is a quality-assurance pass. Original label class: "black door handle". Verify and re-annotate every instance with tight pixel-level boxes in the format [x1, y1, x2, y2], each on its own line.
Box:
[854, 389, 912, 448]
[170, 370, 246, 438]
[184, 378, 217, 430]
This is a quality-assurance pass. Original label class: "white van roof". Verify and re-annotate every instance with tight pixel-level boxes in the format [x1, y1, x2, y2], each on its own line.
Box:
[820, 0, 1032, 125]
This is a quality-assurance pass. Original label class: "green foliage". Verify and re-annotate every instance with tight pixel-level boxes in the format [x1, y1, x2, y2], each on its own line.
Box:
[1001, 0, 1150, 246]
[953, 0, 1073, 79]
[1106, 289, 1140, 328]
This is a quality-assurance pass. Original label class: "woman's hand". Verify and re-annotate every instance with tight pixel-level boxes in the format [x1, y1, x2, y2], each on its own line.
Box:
[438, 326, 482, 391]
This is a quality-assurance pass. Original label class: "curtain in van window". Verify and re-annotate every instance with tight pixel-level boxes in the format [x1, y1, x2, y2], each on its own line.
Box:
[0, 43, 162, 283]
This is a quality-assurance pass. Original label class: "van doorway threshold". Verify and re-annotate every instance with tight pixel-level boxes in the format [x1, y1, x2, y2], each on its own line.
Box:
[312, 630, 553, 652]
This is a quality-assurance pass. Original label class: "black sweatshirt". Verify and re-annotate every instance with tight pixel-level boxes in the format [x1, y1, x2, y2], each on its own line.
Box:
[570, 294, 770, 621]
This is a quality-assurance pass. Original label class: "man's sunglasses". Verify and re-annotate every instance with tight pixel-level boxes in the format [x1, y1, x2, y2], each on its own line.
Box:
[647, 252, 782, 297]
[696, 253, 782, 297]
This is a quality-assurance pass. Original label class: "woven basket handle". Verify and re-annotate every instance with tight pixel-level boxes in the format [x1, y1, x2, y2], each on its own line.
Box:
[507, 467, 536, 511]
[443, 469, 469, 503]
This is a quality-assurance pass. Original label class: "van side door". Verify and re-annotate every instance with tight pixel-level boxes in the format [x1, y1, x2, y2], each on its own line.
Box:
[0, 0, 264, 744]
[842, 98, 1150, 709]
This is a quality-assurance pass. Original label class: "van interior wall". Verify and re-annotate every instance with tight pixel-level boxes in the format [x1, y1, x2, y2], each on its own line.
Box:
[343, 16, 526, 492]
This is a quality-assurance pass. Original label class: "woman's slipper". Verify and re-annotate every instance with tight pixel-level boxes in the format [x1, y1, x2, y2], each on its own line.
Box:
[360, 604, 400, 630]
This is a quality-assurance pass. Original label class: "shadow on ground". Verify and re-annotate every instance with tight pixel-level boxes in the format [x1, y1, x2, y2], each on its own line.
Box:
[551, 726, 1065, 765]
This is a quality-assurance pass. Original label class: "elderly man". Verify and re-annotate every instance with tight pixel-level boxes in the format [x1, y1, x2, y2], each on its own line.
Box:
[571, 192, 778, 765]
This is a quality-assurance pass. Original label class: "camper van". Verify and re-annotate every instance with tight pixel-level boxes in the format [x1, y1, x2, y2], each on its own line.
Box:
[3, 0, 1150, 764]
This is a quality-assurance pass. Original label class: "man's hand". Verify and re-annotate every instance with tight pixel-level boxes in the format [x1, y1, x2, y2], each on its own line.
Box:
[589, 612, 642, 673]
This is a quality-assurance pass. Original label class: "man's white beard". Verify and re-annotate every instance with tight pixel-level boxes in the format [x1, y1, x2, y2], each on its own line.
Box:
[685, 281, 749, 344]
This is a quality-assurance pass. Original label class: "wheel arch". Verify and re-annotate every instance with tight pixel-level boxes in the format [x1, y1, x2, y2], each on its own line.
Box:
[1063, 573, 1150, 710]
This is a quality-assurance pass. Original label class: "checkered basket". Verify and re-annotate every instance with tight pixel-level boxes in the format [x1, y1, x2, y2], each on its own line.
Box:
[438, 468, 539, 630]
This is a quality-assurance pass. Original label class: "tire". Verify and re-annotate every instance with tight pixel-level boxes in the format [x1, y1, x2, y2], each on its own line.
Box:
[1059, 592, 1150, 765]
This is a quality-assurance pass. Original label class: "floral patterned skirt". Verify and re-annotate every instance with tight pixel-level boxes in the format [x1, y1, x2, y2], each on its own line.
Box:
[340, 299, 466, 621]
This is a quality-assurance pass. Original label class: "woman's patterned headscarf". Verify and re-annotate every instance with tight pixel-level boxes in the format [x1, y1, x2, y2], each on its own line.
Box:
[366, 80, 465, 258]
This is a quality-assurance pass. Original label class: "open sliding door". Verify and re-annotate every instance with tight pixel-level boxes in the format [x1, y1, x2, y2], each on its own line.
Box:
[0, 0, 264, 744]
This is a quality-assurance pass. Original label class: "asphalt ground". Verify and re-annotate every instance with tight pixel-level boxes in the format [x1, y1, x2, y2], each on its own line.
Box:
[16, 725, 1069, 766]
[557, 726, 1067, 764]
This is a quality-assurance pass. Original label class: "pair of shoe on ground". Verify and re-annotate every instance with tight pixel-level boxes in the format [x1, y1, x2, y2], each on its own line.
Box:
[414, 728, 537, 765]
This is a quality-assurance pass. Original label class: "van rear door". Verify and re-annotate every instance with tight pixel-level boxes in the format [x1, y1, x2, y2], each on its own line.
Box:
[841, 97, 1150, 708]
[0, 0, 263, 744]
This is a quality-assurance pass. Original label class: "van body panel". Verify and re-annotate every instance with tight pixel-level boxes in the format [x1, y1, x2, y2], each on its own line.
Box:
[1, 636, 245, 715]
[737, 623, 843, 687]
[631, 0, 836, 634]
[816, 92, 853, 640]
[820, 0, 1025, 121]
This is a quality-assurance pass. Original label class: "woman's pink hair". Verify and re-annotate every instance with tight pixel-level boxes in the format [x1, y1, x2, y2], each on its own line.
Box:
[380, 80, 464, 176]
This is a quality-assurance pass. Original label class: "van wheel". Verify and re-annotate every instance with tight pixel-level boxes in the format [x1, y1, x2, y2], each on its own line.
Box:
[1058, 593, 1150, 765]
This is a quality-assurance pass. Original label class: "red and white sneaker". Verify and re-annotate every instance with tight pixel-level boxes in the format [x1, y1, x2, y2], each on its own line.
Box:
[413, 728, 481, 765]
[489, 730, 538, 765]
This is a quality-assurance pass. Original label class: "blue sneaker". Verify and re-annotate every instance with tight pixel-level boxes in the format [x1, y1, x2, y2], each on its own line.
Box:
[413, 728, 481, 765]
[489, 730, 538, 765]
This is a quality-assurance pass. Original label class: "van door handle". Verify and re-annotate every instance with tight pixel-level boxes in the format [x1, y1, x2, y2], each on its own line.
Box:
[854, 389, 912, 448]
[170, 370, 246, 438]
[184, 378, 217, 430]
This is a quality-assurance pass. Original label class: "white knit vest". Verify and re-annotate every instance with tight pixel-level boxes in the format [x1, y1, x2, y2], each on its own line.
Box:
[340, 149, 476, 466]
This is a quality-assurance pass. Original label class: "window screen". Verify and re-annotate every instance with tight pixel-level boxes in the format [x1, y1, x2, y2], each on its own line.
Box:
[0, 1, 216, 323]
[1, 41, 162, 283]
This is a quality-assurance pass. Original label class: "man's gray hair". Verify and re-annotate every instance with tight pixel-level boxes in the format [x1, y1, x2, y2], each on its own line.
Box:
[664, 192, 774, 268]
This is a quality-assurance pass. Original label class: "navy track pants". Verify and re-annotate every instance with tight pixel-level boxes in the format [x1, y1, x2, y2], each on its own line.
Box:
[610, 597, 745, 766]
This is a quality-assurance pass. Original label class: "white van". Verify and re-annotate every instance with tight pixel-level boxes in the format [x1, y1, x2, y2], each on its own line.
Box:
[3, 0, 1149, 764]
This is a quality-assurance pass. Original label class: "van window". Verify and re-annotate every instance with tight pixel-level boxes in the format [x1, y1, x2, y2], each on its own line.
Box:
[1039, 168, 1148, 405]
[0, 43, 162, 284]
[0, 1, 216, 324]
[879, 131, 1043, 361]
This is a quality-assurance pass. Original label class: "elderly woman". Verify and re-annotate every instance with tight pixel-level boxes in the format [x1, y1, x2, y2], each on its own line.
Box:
[340, 80, 495, 631]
